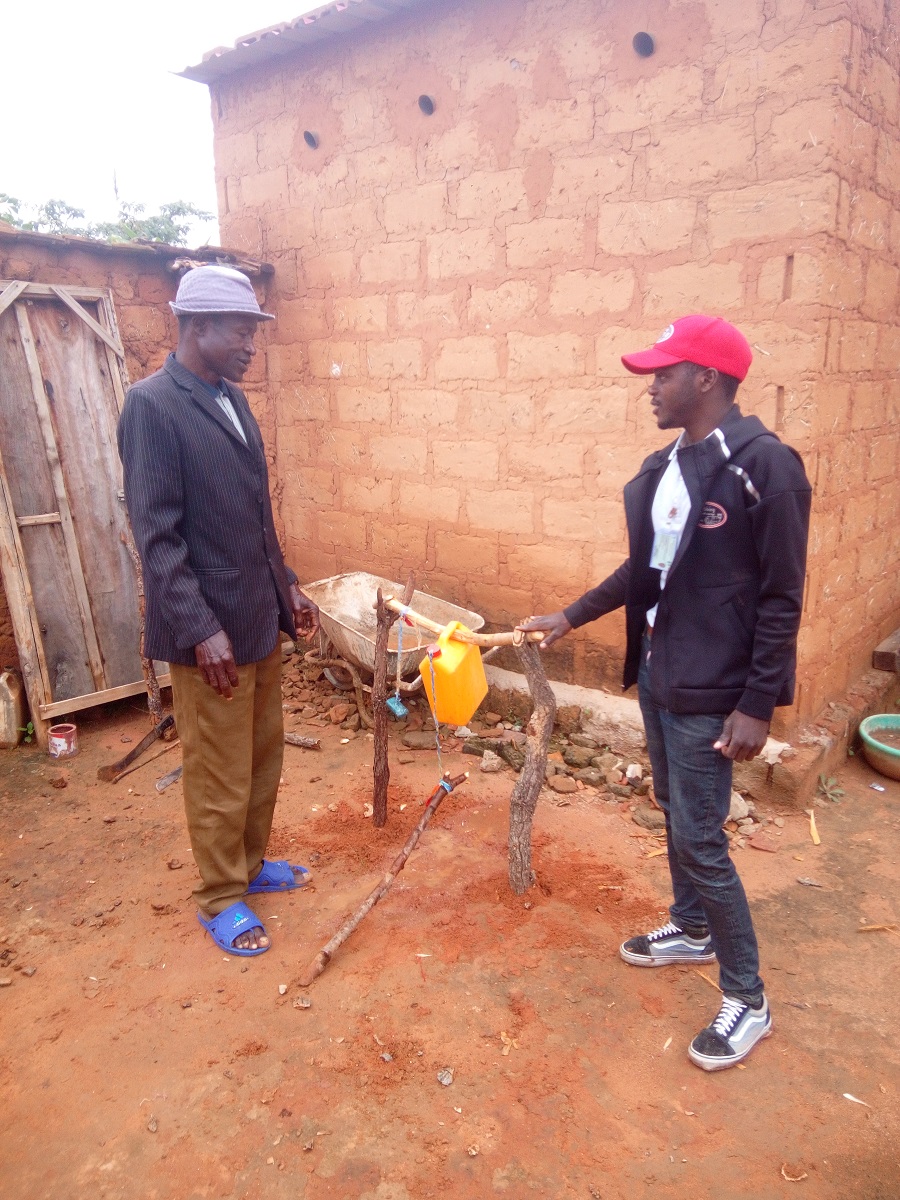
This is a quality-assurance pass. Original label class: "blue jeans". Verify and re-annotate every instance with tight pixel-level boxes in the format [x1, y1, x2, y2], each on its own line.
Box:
[638, 635, 763, 1003]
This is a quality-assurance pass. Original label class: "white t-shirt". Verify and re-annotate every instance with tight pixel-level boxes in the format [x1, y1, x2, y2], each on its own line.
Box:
[646, 428, 729, 627]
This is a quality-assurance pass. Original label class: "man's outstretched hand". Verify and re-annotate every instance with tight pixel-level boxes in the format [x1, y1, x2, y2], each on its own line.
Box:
[290, 584, 320, 642]
[195, 630, 239, 698]
[516, 611, 573, 649]
[714, 711, 769, 762]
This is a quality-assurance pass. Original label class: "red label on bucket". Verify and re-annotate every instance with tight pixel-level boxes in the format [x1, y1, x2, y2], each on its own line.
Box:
[48, 723, 78, 758]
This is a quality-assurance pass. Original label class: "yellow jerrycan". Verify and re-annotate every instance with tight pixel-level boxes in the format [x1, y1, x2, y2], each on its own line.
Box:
[419, 621, 488, 727]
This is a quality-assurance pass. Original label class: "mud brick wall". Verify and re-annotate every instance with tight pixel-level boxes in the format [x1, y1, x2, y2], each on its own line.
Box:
[209, 0, 899, 728]
[0, 233, 274, 680]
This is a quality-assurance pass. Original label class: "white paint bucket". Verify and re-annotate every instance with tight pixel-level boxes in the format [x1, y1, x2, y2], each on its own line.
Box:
[48, 722, 78, 758]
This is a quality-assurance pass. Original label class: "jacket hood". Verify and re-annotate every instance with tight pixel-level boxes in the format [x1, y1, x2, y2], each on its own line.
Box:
[635, 405, 777, 477]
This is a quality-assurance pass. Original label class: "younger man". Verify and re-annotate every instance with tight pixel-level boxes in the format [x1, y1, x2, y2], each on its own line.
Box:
[521, 316, 811, 1069]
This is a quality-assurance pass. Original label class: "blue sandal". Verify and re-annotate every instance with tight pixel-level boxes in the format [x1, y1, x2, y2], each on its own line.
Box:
[246, 859, 311, 895]
[198, 901, 269, 956]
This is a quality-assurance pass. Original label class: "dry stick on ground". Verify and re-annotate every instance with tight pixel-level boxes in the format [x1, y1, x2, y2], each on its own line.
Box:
[297, 771, 468, 988]
[121, 531, 164, 728]
[508, 639, 557, 894]
[372, 574, 416, 829]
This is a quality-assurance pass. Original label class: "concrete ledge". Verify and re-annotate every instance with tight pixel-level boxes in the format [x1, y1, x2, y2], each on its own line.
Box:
[733, 668, 898, 808]
[485, 665, 645, 754]
[485, 664, 899, 810]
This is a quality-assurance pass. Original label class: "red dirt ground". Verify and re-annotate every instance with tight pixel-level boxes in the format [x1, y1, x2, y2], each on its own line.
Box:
[2, 699, 899, 1200]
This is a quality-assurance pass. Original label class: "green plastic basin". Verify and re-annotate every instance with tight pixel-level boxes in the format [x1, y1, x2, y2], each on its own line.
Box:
[859, 714, 900, 782]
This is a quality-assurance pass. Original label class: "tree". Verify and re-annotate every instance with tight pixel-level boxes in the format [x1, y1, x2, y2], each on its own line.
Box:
[91, 201, 213, 245]
[0, 195, 212, 246]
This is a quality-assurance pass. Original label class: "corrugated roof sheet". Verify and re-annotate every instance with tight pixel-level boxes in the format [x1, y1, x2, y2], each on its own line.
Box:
[0, 227, 273, 275]
[181, 0, 433, 86]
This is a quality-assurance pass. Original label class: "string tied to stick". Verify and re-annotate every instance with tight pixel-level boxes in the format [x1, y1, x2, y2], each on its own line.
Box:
[385, 604, 411, 720]
[426, 645, 445, 789]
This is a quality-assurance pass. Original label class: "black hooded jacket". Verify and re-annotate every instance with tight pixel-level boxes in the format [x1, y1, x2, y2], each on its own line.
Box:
[563, 406, 812, 721]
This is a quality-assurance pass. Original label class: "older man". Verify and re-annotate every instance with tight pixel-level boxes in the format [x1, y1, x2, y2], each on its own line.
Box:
[118, 266, 319, 957]
[521, 316, 811, 1070]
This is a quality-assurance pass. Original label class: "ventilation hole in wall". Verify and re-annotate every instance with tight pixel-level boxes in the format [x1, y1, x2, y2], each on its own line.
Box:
[782, 254, 795, 301]
[303, 130, 320, 149]
[418, 95, 435, 116]
[632, 32, 655, 57]
[776, 386, 785, 431]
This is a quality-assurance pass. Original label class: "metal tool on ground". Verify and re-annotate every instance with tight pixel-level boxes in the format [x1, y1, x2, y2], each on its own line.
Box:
[97, 713, 174, 782]
[284, 733, 321, 751]
[296, 771, 468, 988]
[156, 764, 183, 793]
[112, 738, 180, 784]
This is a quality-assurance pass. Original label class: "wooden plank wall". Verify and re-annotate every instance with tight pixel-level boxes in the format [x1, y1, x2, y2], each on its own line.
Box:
[0, 304, 95, 702]
[28, 299, 141, 688]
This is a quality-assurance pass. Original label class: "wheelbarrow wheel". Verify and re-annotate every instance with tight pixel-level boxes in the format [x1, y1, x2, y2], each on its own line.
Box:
[323, 665, 355, 691]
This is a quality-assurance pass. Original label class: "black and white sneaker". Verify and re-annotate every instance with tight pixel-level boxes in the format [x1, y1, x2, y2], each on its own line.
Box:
[688, 994, 772, 1071]
[620, 921, 716, 967]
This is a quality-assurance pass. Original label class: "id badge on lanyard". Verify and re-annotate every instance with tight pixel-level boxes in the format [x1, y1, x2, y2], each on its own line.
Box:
[650, 529, 678, 571]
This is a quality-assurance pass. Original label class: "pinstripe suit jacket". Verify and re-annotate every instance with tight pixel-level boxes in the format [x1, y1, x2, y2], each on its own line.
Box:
[117, 354, 297, 666]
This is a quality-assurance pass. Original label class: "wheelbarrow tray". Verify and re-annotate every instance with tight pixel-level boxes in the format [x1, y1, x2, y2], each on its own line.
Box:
[303, 572, 484, 678]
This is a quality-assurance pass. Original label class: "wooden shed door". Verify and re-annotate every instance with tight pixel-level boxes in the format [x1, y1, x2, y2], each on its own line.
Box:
[0, 281, 167, 741]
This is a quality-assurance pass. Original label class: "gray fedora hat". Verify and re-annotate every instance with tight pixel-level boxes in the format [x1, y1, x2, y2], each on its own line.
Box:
[170, 265, 274, 320]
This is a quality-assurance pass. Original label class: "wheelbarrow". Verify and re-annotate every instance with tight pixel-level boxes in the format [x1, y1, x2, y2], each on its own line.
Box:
[301, 572, 485, 728]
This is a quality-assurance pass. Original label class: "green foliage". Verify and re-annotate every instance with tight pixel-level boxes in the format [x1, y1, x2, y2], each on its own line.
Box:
[0, 194, 212, 246]
[90, 201, 213, 245]
[18, 721, 35, 745]
[817, 774, 845, 804]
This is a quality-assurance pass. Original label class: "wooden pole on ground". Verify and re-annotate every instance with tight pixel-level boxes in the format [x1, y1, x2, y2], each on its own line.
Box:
[297, 771, 468, 988]
[508, 640, 556, 894]
[372, 574, 415, 828]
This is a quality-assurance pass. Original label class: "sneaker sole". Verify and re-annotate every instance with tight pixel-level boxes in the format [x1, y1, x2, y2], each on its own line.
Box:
[688, 1024, 773, 1071]
[619, 945, 717, 967]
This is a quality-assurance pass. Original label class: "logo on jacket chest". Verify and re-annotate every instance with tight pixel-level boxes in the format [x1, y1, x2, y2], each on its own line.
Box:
[698, 502, 728, 529]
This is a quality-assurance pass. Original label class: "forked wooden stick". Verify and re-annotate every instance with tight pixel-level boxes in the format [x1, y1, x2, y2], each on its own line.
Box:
[296, 771, 468, 987]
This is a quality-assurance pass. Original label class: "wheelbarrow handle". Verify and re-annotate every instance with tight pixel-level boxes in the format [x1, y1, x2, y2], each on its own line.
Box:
[382, 597, 544, 647]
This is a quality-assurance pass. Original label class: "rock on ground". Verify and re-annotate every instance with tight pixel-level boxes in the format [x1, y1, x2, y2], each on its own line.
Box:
[548, 775, 578, 794]
[632, 805, 666, 830]
[563, 746, 596, 768]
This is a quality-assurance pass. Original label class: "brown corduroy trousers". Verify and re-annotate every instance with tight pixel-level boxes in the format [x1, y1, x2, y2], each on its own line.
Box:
[170, 646, 283, 917]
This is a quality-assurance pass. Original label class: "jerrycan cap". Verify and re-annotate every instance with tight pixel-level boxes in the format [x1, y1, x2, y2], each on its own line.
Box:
[426, 643, 442, 659]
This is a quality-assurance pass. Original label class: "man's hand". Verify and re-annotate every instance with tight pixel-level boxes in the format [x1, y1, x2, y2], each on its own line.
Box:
[195, 630, 239, 698]
[714, 711, 770, 762]
[290, 584, 320, 642]
[516, 611, 573, 649]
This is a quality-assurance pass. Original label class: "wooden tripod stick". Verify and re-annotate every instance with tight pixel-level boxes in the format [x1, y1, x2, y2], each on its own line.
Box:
[373, 574, 415, 828]
[508, 640, 556, 894]
[296, 772, 468, 988]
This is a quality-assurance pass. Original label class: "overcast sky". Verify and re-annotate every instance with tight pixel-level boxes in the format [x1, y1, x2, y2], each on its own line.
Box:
[4, 1, 320, 244]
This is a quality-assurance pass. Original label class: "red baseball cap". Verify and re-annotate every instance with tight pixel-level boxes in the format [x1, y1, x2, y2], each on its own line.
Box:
[621, 315, 753, 381]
